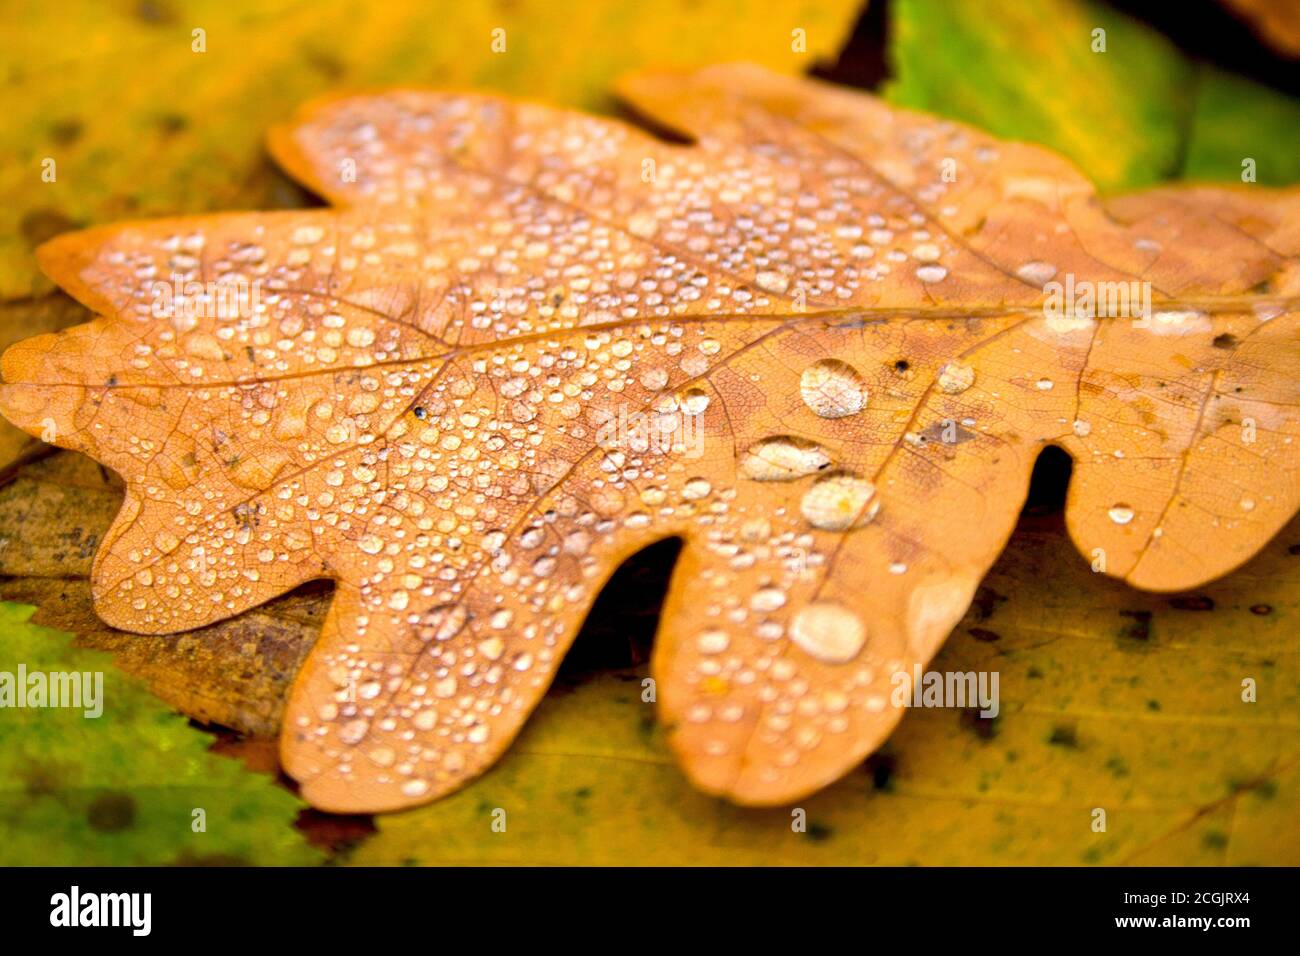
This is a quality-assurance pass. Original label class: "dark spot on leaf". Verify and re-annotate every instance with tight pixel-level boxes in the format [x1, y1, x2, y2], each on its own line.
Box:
[156, 112, 189, 135]
[49, 118, 83, 146]
[1119, 609, 1152, 641]
[806, 822, 833, 842]
[961, 707, 997, 739]
[304, 47, 346, 80]
[1047, 723, 1079, 748]
[970, 585, 1007, 621]
[968, 626, 1000, 642]
[135, 0, 178, 25]
[1105, 756, 1129, 778]
[1211, 333, 1238, 349]
[864, 753, 896, 791]
[413, 406, 427, 420]
[1250, 604, 1272, 615]
[87, 791, 136, 831]
[295, 808, 375, 853]
[893, 359, 910, 372]
[232, 502, 256, 531]
[1027, 666, 1043, 679]
[920, 419, 976, 445]
[1169, 594, 1214, 611]
[1147, 699, 1161, 711]
[1202, 830, 1228, 849]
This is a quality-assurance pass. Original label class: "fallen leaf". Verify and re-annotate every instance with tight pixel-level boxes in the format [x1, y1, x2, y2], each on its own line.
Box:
[1, 65, 1298, 813]
[0, 602, 321, 865]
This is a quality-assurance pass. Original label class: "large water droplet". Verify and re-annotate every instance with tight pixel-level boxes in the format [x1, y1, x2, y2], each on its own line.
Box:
[937, 361, 975, 394]
[790, 602, 866, 663]
[682, 477, 712, 500]
[754, 270, 790, 294]
[680, 388, 711, 416]
[740, 435, 833, 481]
[801, 472, 877, 531]
[800, 359, 867, 419]
[1016, 260, 1057, 286]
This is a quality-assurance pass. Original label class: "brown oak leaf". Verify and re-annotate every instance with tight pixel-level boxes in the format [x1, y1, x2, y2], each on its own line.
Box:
[1, 65, 1298, 812]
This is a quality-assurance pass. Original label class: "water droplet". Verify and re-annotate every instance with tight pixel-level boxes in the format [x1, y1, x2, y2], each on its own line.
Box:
[754, 270, 790, 294]
[739, 435, 832, 481]
[790, 602, 866, 663]
[1108, 505, 1134, 525]
[800, 359, 867, 419]
[680, 388, 711, 416]
[1036, 378, 1054, 391]
[801, 472, 877, 531]
[697, 629, 730, 654]
[915, 264, 948, 283]
[751, 587, 787, 612]
[418, 604, 468, 642]
[1016, 261, 1057, 286]
[682, 477, 712, 500]
[937, 362, 975, 394]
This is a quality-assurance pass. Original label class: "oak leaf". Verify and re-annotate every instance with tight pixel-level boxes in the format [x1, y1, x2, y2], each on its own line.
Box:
[2, 65, 1298, 812]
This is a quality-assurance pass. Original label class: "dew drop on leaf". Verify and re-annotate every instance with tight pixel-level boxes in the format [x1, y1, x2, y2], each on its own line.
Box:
[800, 359, 867, 418]
[937, 362, 976, 394]
[739, 435, 833, 481]
[800, 472, 878, 531]
[790, 602, 866, 663]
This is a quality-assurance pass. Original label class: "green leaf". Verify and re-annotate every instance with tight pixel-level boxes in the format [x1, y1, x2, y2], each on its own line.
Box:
[0, 602, 320, 865]
[1183, 66, 1300, 185]
[884, 0, 1299, 190]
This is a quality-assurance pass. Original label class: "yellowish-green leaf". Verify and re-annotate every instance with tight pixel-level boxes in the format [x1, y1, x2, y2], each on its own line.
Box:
[1, 0, 860, 298]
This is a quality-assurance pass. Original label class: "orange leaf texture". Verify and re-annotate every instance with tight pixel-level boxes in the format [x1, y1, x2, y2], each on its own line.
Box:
[2, 65, 1298, 812]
